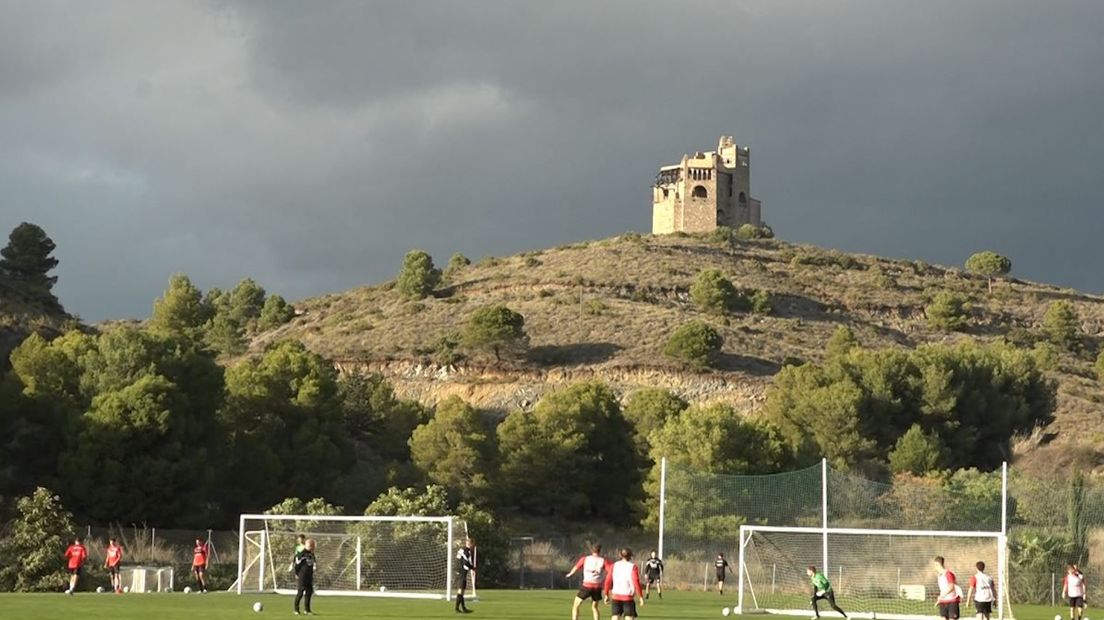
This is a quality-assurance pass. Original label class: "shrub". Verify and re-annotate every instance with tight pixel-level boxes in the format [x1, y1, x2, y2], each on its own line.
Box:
[1096, 351, 1104, 381]
[462, 305, 527, 361]
[925, 291, 970, 332]
[736, 224, 770, 240]
[663, 321, 723, 368]
[443, 253, 471, 282]
[396, 250, 441, 299]
[690, 269, 738, 315]
[708, 226, 735, 244]
[965, 251, 1012, 294]
[749, 289, 772, 316]
[888, 425, 945, 475]
[524, 256, 542, 268]
[1042, 300, 1081, 351]
[0, 487, 76, 591]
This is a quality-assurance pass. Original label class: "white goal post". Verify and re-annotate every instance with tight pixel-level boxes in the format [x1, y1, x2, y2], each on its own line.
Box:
[737, 525, 1011, 620]
[235, 514, 475, 600]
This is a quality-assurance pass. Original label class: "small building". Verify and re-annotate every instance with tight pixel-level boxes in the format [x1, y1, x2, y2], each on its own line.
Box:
[652, 136, 763, 234]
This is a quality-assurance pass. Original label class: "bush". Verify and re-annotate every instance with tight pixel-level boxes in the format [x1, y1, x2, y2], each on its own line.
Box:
[663, 321, 723, 368]
[690, 269, 738, 315]
[1042, 300, 1081, 351]
[925, 291, 970, 332]
[736, 224, 772, 240]
[1096, 351, 1104, 381]
[462, 305, 527, 362]
[396, 250, 441, 299]
[0, 487, 76, 591]
[749, 289, 772, 316]
[443, 253, 471, 282]
[888, 425, 945, 475]
[708, 226, 735, 244]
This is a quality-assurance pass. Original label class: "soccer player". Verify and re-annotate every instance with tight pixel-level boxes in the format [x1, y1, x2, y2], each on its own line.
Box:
[567, 543, 612, 620]
[604, 548, 645, 620]
[1062, 563, 1087, 620]
[455, 537, 476, 614]
[933, 556, 961, 620]
[808, 565, 848, 619]
[715, 552, 730, 595]
[63, 537, 87, 594]
[293, 538, 316, 616]
[104, 537, 124, 594]
[966, 561, 995, 620]
[192, 536, 209, 593]
[643, 550, 664, 600]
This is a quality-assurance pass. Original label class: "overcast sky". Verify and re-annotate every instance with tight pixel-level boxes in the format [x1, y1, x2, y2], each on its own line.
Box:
[2, 1, 1103, 321]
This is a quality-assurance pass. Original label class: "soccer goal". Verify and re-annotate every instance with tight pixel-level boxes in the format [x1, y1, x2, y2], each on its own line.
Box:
[121, 565, 174, 593]
[737, 525, 1011, 620]
[235, 514, 474, 600]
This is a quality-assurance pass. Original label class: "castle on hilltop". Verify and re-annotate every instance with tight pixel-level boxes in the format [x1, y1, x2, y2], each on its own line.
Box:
[652, 136, 762, 234]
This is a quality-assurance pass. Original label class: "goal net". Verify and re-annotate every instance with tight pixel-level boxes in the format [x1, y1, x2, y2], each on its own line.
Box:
[121, 565, 174, 593]
[738, 526, 1011, 620]
[235, 514, 474, 600]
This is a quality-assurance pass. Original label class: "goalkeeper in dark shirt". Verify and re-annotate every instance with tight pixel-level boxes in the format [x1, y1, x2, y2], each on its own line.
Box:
[294, 539, 316, 616]
[455, 537, 476, 614]
[644, 550, 664, 600]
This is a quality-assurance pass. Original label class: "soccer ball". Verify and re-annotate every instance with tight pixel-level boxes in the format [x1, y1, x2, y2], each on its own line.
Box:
[379, 586, 387, 592]
[253, 601, 264, 612]
[1055, 615, 1063, 620]
[96, 586, 104, 593]
[123, 586, 130, 593]
[722, 607, 732, 616]
[184, 586, 192, 594]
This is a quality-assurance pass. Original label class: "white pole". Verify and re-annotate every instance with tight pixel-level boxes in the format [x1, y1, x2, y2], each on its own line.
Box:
[658, 456, 667, 560]
[258, 530, 267, 592]
[703, 562, 708, 592]
[821, 458, 829, 573]
[999, 461, 1009, 620]
[356, 536, 362, 591]
[738, 527, 747, 612]
[771, 562, 776, 594]
[446, 517, 455, 601]
[236, 515, 246, 595]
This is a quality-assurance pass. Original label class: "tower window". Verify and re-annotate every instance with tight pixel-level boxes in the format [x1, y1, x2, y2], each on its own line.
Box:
[738, 192, 747, 206]
[692, 185, 708, 199]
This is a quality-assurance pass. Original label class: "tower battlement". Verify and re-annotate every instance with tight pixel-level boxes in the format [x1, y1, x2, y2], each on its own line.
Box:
[652, 136, 762, 234]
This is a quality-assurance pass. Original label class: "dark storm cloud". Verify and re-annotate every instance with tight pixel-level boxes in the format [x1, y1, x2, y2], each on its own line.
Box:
[1, 0, 1103, 321]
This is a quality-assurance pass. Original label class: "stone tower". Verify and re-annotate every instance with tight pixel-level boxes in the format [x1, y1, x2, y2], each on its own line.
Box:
[652, 136, 762, 234]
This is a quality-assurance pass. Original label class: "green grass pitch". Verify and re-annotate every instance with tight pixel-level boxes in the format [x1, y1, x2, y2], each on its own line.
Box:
[0, 590, 1082, 620]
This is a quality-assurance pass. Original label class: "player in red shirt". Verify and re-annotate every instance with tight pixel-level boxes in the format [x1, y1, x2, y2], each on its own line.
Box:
[104, 537, 124, 594]
[63, 537, 88, 594]
[566, 544, 612, 620]
[603, 547, 645, 620]
[192, 537, 209, 593]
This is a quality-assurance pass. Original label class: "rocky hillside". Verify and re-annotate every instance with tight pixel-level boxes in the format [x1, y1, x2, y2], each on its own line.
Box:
[254, 233, 1104, 472]
[0, 280, 72, 364]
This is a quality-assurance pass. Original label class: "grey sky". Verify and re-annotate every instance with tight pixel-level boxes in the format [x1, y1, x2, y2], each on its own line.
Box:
[2, 0, 1102, 321]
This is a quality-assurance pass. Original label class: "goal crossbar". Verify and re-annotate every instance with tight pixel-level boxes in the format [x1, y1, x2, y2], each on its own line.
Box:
[746, 525, 1003, 538]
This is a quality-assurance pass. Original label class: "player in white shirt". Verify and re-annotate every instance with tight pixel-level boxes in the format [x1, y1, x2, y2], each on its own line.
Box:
[966, 561, 996, 620]
[1062, 563, 1087, 620]
[603, 548, 645, 620]
[933, 556, 961, 620]
[567, 544, 612, 620]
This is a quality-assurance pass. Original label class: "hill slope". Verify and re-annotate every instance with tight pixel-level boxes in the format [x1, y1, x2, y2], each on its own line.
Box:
[255, 233, 1104, 472]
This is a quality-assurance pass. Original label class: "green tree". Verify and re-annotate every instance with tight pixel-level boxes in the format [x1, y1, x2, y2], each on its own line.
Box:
[0, 222, 62, 309]
[965, 251, 1012, 294]
[204, 311, 246, 356]
[409, 396, 492, 503]
[221, 340, 353, 514]
[396, 250, 441, 299]
[228, 278, 267, 328]
[266, 497, 343, 516]
[1069, 471, 1088, 564]
[925, 291, 970, 332]
[497, 382, 639, 521]
[736, 224, 773, 240]
[649, 403, 788, 474]
[663, 320, 723, 368]
[258, 294, 295, 330]
[462, 305, 527, 361]
[149, 274, 207, 341]
[1043, 300, 1081, 351]
[749, 289, 772, 316]
[690, 269, 738, 314]
[826, 325, 859, 358]
[0, 487, 76, 591]
[888, 424, 946, 475]
[443, 253, 471, 282]
[622, 388, 688, 458]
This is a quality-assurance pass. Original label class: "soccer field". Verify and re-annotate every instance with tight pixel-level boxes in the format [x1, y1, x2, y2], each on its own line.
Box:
[0, 590, 1083, 620]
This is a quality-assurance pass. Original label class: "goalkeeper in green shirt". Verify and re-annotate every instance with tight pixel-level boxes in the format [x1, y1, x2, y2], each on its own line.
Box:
[808, 565, 848, 619]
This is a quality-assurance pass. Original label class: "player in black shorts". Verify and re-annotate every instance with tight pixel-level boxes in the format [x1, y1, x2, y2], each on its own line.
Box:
[644, 550, 664, 600]
[567, 544, 610, 620]
[455, 537, 476, 614]
[715, 552, 730, 595]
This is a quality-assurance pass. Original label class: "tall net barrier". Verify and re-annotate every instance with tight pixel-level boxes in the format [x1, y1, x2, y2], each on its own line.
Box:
[237, 515, 470, 599]
[741, 527, 1006, 619]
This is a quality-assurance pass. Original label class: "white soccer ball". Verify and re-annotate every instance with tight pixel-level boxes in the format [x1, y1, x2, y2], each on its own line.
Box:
[96, 586, 104, 593]
[253, 601, 264, 612]
[123, 586, 130, 593]
[379, 585, 387, 592]
[184, 586, 192, 594]
[1055, 615, 1063, 620]
[723, 607, 732, 616]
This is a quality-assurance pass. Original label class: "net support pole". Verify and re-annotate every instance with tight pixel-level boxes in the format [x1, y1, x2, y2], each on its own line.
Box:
[658, 456, 667, 560]
[356, 536, 362, 591]
[446, 517, 454, 601]
[236, 514, 245, 594]
[258, 530, 267, 592]
[999, 461, 1009, 620]
[737, 526, 746, 613]
[821, 457, 829, 572]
